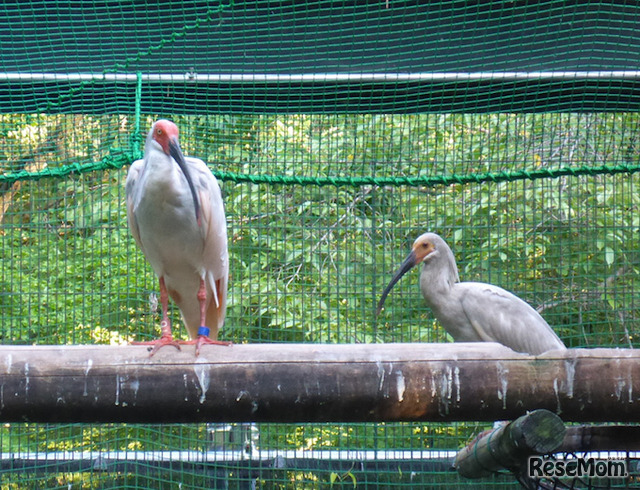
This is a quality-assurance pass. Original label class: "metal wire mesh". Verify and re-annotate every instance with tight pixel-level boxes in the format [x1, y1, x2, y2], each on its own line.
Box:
[2, 1, 640, 488]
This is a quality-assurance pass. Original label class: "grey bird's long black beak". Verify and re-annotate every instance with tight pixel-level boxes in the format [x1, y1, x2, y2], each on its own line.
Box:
[169, 138, 200, 223]
[376, 250, 418, 316]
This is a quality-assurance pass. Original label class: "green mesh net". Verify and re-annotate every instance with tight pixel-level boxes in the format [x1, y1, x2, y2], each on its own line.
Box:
[2, 1, 640, 488]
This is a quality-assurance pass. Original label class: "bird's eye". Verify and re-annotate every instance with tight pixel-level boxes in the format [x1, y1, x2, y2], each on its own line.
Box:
[156, 128, 163, 136]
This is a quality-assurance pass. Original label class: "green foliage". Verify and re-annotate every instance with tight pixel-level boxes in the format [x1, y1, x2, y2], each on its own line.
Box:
[4, 113, 640, 348]
[2, 112, 640, 487]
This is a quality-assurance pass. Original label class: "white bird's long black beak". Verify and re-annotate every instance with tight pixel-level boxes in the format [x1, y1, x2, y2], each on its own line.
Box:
[376, 250, 417, 316]
[169, 138, 200, 223]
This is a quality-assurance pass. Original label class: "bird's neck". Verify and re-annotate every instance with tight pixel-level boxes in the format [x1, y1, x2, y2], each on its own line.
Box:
[142, 149, 183, 187]
[420, 255, 460, 304]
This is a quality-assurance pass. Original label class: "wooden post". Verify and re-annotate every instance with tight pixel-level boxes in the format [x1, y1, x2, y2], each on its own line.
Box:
[0, 343, 639, 423]
[560, 425, 640, 452]
[453, 409, 565, 478]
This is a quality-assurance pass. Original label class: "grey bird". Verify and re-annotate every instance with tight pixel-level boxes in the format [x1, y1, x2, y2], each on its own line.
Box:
[376, 232, 566, 355]
[125, 119, 230, 356]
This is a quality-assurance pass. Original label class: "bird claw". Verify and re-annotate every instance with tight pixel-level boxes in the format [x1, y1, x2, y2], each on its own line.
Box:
[186, 335, 232, 356]
[132, 335, 231, 357]
[132, 336, 182, 357]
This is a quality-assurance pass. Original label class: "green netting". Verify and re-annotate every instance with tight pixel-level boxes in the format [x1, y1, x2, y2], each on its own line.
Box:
[2, 1, 640, 489]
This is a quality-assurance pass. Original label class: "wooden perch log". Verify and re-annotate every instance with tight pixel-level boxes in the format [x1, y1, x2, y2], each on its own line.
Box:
[0, 343, 639, 423]
[560, 425, 640, 452]
[454, 409, 565, 478]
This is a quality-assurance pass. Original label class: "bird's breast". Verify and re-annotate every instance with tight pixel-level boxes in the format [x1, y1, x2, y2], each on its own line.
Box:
[132, 174, 204, 276]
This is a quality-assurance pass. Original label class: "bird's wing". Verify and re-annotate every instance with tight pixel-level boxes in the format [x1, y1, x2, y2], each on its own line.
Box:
[458, 282, 564, 354]
[125, 159, 145, 253]
[188, 157, 229, 326]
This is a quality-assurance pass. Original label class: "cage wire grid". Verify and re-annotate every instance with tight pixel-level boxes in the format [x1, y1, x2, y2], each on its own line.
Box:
[2, 1, 640, 489]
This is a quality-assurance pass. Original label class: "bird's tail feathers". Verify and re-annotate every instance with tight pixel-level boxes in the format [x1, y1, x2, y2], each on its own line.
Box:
[207, 271, 220, 308]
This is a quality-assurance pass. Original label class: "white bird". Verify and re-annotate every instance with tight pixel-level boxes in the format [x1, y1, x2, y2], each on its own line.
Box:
[376, 232, 566, 355]
[125, 119, 230, 356]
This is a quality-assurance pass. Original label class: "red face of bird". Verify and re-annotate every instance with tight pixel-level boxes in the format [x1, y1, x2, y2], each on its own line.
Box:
[375, 232, 438, 315]
[149, 119, 201, 223]
[151, 119, 180, 155]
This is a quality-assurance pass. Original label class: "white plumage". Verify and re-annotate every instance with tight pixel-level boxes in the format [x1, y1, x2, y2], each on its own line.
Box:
[125, 119, 229, 355]
[377, 232, 565, 355]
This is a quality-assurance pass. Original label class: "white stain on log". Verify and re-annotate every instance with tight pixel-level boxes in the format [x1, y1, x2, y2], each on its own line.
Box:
[83, 359, 93, 397]
[193, 361, 210, 404]
[430, 370, 437, 399]
[564, 359, 575, 399]
[24, 362, 29, 402]
[553, 378, 562, 414]
[431, 365, 456, 415]
[496, 362, 508, 409]
[113, 374, 139, 407]
[613, 359, 634, 403]
[377, 361, 395, 399]
[395, 371, 405, 402]
[377, 361, 385, 391]
[115, 375, 121, 406]
[624, 360, 633, 403]
[129, 379, 140, 405]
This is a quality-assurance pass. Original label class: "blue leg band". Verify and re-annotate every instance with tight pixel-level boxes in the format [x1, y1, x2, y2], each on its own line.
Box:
[198, 326, 210, 337]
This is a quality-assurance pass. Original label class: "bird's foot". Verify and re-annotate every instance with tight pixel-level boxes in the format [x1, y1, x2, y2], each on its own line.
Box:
[188, 336, 232, 356]
[182, 326, 232, 356]
[132, 335, 182, 357]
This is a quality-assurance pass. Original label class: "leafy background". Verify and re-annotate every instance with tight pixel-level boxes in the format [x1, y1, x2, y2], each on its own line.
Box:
[1, 112, 639, 488]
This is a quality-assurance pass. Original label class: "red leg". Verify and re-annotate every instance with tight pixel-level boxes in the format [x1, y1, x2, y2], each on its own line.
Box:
[187, 278, 231, 356]
[132, 276, 182, 356]
[197, 278, 207, 326]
